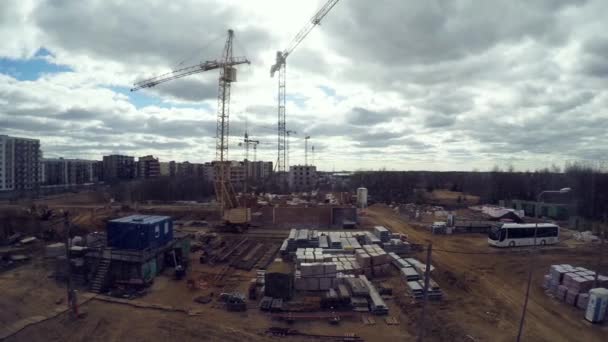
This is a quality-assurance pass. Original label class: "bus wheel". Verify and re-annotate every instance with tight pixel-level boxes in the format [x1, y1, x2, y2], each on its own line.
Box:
[509, 241, 515, 247]
[540, 240, 546, 245]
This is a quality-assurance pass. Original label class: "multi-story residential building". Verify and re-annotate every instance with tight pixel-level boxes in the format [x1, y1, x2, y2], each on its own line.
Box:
[160, 161, 174, 176]
[245, 161, 273, 181]
[102, 154, 135, 181]
[41, 158, 99, 185]
[202, 162, 215, 182]
[288, 165, 318, 191]
[137, 155, 160, 179]
[0, 135, 41, 191]
[209, 160, 246, 186]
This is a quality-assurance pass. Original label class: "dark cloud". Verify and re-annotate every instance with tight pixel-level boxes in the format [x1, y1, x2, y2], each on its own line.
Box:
[581, 36, 608, 77]
[33, 0, 271, 67]
[143, 77, 217, 102]
[326, 0, 583, 66]
[424, 114, 456, 128]
[345, 107, 405, 126]
[57, 108, 99, 120]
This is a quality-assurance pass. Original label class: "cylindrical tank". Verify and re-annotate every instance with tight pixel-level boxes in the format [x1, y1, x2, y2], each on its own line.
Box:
[585, 288, 608, 323]
[357, 187, 368, 208]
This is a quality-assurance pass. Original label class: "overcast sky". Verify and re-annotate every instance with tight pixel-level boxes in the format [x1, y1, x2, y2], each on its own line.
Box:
[1, 0, 607, 171]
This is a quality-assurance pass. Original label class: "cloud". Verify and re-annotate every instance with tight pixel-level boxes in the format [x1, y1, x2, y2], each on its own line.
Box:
[1, 0, 607, 171]
[346, 107, 404, 126]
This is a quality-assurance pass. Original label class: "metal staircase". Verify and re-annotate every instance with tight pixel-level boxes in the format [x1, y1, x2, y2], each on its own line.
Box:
[90, 258, 111, 294]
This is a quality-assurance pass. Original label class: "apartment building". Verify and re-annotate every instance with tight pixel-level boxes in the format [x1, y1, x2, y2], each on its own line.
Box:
[0, 135, 41, 191]
[288, 165, 318, 191]
[102, 154, 135, 181]
[41, 158, 99, 185]
[137, 155, 160, 179]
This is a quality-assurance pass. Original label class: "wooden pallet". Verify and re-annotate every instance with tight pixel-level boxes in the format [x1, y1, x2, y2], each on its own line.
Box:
[361, 315, 376, 325]
[384, 316, 400, 325]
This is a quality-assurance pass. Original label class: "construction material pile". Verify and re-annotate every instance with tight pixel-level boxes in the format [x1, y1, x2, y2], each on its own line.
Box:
[543, 264, 608, 310]
[282, 227, 410, 258]
[389, 252, 442, 300]
[282, 229, 370, 256]
[294, 262, 338, 291]
[359, 244, 390, 277]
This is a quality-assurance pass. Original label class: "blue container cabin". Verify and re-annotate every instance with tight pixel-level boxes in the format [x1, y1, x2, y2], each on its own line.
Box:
[107, 215, 173, 251]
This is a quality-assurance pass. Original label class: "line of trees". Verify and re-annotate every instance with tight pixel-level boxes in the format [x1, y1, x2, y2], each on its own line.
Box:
[109, 176, 215, 202]
[349, 162, 608, 220]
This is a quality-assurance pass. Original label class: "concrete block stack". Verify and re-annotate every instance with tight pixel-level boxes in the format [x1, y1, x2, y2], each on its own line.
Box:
[340, 237, 361, 251]
[373, 226, 391, 243]
[406, 278, 443, 300]
[360, 275, 389, 315]
[328, 232, 343, 249]
[364, 231, 381, 245]
[577, 293, 590, 309]
[382, 238, 411, 254]
[351, 296, 369, 312]
[345, 276, 370, 297]
[294, 262, 338, 291]
[45, 243, 66, 258]
[284, 229, 321, 254]
[363, 244, 390, 277]
[404, 257, 435, 275]
[544, 264, 608, 310]
[319, 235, 329, 249]
[355, 249, 372, 276]
[400, 267, 421, 281]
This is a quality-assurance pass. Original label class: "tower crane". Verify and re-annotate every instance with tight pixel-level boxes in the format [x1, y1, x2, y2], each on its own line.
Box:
[270, 0, 340, 177]
[132, 29, 251, 230]
[240, 130, 260, 193]
[286, 130, 297, 169]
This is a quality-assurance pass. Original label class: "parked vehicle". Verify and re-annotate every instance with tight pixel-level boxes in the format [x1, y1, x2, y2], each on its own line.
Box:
[488, 223, 559, 247]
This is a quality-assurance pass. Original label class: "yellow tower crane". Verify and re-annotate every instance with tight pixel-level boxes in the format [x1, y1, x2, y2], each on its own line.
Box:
[132, 29, 251, 231]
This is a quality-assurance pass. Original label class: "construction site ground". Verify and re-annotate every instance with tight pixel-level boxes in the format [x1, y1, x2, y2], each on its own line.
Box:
[1, 200, 607, 341]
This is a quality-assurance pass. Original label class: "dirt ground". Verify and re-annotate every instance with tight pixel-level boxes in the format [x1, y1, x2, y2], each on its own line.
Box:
[1, 201, 607, 342]
[363, 205, 608, 342]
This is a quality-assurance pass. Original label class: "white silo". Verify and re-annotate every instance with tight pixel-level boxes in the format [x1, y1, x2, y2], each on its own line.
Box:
[357, 187, 368, 208]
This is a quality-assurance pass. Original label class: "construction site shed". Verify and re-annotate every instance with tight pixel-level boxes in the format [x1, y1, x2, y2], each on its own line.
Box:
[107, 215, 173, 250]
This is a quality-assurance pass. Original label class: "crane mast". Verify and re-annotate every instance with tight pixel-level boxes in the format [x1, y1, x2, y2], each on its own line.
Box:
[131, 29, 250, 213]
[270, 0, 340, 177]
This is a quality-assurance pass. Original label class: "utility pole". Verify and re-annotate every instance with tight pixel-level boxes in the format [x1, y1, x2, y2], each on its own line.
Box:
[595, 214, 606, 288]
[517, 187, 570, 341]
[312, 145, 315, 166]
[417, 243, 432, 342]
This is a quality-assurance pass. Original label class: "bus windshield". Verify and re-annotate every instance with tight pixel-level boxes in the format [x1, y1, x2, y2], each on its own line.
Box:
[489, 226, 501, 240]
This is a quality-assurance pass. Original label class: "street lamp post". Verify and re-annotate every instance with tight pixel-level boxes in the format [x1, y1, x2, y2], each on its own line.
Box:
[516, 187, 571, 341]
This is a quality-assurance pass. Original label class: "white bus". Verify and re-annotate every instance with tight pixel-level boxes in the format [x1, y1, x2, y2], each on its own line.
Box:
[488, 223, 559, 247]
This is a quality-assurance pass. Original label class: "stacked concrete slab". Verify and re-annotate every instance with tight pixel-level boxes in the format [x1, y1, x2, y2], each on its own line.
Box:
[345, 276, 370, 297]
[407, 279, 443, 300]
[362, 244, 390, 277]
[294, 262, 338, 291]
[382, 238, 411, 254]
[364, 231, 381, 245]
[373, 226, 391, 242]
[360, 275, 388, 315]
[340, 237, 362, 251]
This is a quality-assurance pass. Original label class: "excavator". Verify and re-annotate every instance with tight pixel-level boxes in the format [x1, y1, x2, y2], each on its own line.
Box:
[214, 163, 251, 232]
